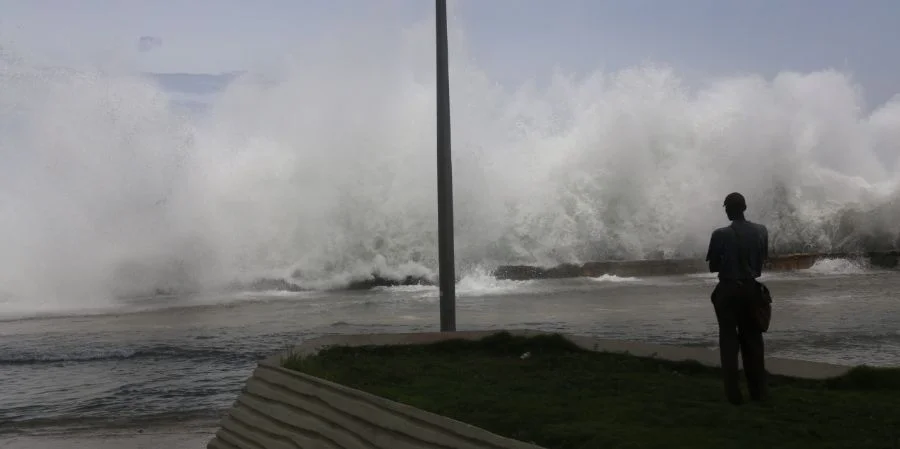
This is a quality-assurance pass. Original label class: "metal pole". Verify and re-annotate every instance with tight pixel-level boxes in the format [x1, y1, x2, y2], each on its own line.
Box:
[435, 0, 456, 332]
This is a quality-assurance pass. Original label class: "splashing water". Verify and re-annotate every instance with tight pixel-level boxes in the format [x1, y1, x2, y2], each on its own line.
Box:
[0, 15, 898, 310]
[374, 266, 535, 298]
[589, 274, 643, 283]
[805, 258, 872, 276]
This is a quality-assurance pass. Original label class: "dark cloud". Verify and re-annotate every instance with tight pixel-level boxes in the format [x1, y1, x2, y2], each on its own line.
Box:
[138, 36, 162, 53]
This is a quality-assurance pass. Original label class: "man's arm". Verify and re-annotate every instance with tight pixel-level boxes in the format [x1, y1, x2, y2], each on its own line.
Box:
[706, 230, 722, 273]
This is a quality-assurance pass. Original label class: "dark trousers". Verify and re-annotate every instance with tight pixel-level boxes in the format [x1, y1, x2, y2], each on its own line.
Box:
[712, 280, 767, 404]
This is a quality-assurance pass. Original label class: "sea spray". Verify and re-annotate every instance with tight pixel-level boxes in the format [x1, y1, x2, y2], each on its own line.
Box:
[0, 16, 898, 310]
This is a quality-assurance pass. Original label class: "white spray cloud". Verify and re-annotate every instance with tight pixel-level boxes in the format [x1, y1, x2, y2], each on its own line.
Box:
[0, 15, 897, 312]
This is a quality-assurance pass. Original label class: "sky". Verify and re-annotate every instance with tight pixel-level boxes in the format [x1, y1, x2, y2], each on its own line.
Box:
[2, 0, 900, 106]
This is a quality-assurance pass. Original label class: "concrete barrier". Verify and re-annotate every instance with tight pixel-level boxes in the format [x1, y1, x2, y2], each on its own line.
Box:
[494, 250, 899, 281]
[207, 330, 853, 449]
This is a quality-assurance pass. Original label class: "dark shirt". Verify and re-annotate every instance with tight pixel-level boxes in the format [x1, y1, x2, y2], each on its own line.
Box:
[706, 219, 769, 281]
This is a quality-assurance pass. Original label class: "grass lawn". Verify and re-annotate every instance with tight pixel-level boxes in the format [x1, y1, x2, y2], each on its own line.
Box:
[283, 332, 900, 449]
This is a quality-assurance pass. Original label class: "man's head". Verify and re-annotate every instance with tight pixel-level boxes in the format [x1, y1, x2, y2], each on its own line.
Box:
[723, 192, 747, 221]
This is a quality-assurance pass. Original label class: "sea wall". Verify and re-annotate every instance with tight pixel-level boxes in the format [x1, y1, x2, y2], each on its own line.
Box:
[207, 330, 853, 449]
[134, 251, 898, 298]
[494, 250, 899, 281]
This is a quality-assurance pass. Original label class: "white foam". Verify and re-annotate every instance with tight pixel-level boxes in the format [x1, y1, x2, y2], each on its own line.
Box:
[0, 15, 898, 312]
[372, 284, 435, 294]
[373, 266, 533, 298]
[804, 258, 871, 275]
[456, 267, 535, 296]
[230, 290, 307, 299]
[588, 274, 643, 283]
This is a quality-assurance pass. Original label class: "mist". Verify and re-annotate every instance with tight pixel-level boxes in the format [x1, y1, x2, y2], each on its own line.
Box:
[0, 15, 897, 312]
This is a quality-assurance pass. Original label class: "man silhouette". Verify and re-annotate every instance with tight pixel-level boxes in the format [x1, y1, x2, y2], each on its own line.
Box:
[705, 192, 769, 405]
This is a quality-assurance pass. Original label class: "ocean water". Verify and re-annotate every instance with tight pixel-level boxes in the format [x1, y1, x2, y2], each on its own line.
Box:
[1, 260, 898, 443]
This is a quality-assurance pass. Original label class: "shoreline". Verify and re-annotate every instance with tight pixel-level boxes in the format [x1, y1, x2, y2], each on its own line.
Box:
[1, 252, 893, 319]
[2, 260, 897, 326]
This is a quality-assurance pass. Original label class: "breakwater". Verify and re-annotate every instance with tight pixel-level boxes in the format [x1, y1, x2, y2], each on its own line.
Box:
[493, 251, 899, 281]
[142, 251, 898, 298]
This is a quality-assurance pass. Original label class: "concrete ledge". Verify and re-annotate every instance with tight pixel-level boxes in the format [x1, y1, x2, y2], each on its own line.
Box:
[207, 330, 855, 449]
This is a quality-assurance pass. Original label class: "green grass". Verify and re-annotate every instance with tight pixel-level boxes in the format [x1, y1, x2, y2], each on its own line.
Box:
[283, 332, 900, 449]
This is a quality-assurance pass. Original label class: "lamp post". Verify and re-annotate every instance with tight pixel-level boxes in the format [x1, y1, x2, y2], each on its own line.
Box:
[435, 0, 456, 332]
